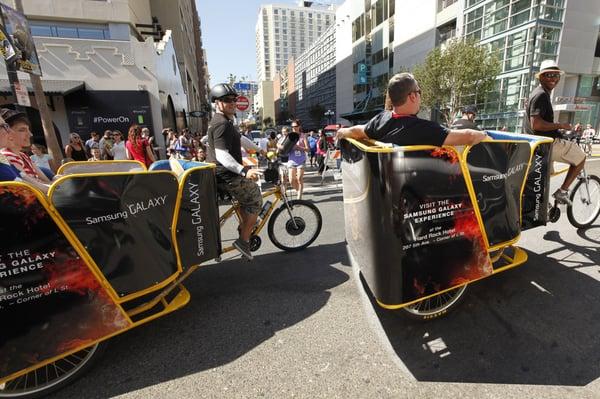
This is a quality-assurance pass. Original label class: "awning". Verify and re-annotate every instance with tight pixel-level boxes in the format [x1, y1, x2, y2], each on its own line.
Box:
[340, 108, 383, 124]
[0, 79, 85, 95]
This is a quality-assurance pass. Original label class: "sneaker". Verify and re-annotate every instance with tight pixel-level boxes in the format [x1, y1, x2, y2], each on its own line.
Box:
[553, 189, 572, 206]
[233, 238, 253, 260]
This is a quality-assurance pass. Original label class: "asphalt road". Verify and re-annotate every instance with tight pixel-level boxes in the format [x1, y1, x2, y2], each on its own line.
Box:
[52, 161, 600, 399]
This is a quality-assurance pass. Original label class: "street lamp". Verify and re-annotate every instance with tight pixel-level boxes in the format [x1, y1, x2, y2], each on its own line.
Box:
[324, 109, 334, 125]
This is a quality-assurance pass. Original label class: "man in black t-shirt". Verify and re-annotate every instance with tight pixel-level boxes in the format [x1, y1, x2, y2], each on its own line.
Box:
[337, 73, 487, 147]
[206, 83, 263, 260]
[451, 105, 481, 130]
[523, 59, 585, 205]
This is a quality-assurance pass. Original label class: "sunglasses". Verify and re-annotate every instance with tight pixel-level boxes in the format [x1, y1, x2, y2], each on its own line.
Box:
[291, 124, 300, 128]
[0, 122, 9, 132]
[412, 89, 422, 95]
[542, 72, 561, 79]
[220, 97, 238, 103]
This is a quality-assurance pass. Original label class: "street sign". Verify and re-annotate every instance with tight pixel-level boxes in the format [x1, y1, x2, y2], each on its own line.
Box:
[14, 81, 30, 106]
[236, 96, 249, 111]
[357, 62, 367, 85]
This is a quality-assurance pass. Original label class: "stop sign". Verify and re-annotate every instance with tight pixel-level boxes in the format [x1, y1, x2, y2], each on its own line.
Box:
[236, 96, 250, 111]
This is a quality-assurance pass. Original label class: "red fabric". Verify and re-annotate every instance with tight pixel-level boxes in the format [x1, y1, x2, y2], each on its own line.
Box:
[126, 138, 151, 167]
[391, 112, 415, 119]
[1, 148, 38, 178]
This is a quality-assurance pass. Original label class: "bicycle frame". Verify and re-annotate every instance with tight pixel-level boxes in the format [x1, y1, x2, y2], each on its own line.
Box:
[218, 181, 288, 255]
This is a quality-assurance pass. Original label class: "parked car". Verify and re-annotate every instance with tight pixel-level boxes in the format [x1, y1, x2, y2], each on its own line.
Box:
[250, 130, 263, 146]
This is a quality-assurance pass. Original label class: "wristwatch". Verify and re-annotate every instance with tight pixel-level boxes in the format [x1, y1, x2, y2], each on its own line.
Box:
[241, 166, 250, 177]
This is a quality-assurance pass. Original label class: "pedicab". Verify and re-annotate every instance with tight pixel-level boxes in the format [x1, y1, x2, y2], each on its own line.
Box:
[0, 157, 321, 398]
[341, 130, 558, 320]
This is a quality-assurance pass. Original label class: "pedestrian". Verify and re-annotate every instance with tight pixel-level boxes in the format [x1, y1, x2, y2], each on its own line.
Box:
[64, 132, 88, 161]
[308, 130, 317, 167]
[286, 119, 309, 200]
[99, 129, 113, 160]
[30, 143, 54, 173]
[522, 59, 585, 204]
[126, 124, 155, 167]
[110, 130, 128, 160]
[88, 147, 102, 161]
[205, 83, 264, 260]
[316, 130, 328, 175]
[84, 131, 99, 155]
[451, 105, 481, 130]
[142, 127, 157, 159]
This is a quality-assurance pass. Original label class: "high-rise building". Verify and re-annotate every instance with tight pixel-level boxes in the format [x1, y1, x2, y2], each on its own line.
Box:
[255, 2, 336, 83]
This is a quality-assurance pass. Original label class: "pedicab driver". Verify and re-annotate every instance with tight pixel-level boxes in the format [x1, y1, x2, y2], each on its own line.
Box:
[336, 73, 487, 147]
[206, 83, 263, 260]
[523, 59, 585, 205]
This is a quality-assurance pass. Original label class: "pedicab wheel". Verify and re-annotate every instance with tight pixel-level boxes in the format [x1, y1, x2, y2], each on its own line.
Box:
[0, 342, 106, 399]
[567, 175, 600, 228]
[267, 200, 322, 251]
[399, 285, 468, 321]
[548, 206, 561, 223]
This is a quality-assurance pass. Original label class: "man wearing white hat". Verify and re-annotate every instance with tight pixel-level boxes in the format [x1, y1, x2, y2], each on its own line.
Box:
[523, 59, 585, 205]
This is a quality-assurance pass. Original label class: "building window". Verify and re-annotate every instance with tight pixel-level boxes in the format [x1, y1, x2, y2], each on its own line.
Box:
[30, 22, 110, 40]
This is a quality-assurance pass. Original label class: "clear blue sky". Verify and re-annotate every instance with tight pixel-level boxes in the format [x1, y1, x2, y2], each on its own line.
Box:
[197, 0, 342, 86]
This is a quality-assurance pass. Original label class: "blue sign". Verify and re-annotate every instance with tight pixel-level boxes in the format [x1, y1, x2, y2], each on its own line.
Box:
[357, 62, 367, 85]
[234, 82, 250, 92]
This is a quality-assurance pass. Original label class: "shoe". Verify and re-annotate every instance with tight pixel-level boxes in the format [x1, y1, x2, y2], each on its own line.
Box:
[552, 189, 572, 206]
[233, 238, 253, 260]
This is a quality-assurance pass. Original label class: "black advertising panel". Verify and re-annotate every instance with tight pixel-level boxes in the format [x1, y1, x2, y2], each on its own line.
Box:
[466, 142, 531, 247]
[65, 91, 155, 140]
[0, 184, 130, 382]
[50, 173, 179, 298]
[521, 142, 551, 230]
[342, 144, 492, 306]
[176, 167, 222, 268]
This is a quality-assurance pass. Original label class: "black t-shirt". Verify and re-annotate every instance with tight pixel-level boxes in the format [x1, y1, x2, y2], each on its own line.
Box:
[364, 111, 449, 147]
[206, 113, 242, 177]
[523, 85, 560, 139]
[451, 118, 480, 130]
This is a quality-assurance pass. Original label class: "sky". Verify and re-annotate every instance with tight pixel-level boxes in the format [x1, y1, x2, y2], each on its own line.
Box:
[197, 0, 343, 86]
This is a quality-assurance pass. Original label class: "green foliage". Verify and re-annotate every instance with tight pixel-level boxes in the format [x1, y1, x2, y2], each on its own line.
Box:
[309, 104, 326, 126]
[412, 39, 501, 126]
[227, 74, 237, 85]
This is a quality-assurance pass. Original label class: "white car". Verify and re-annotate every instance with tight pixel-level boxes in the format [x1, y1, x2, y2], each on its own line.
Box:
[250, 130, 263, 146]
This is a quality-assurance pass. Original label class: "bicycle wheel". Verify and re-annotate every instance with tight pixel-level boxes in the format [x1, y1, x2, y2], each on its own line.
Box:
[0, 342, 106, 399]
[399, 285, 468, 321]
[567, 174, 600, 228]
[267, 199, 322, 251]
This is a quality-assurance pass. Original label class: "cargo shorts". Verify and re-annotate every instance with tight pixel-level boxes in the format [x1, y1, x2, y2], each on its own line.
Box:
[551, 138, 586, 170]
[219, 174, 262, 215]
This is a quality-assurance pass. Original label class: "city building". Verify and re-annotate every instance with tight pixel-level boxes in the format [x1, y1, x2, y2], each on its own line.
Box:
[0, 0, 208, 153]
[335, 0, 600, 132]
[463, 0, 600, 132]
[294, 23, 336, 129]
[255, 1, 335, 125]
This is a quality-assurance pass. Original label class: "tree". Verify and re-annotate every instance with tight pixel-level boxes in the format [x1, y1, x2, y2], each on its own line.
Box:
[309, 104, 326, 127]
[227, 74, 237, 85]
[412, 39, 501, 126]
[277, 110, 290, 125]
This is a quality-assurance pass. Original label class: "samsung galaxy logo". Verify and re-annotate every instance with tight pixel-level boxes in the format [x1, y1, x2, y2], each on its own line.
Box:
[93, 115, 130, 123]
[482, 163, 527, 182]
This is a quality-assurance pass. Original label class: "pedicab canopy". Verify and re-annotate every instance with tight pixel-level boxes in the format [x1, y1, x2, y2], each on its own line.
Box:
[341, 131, 552, 308]
[0, 162, 220, 383]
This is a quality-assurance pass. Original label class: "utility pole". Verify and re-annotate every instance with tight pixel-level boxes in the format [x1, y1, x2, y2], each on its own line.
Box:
[13, 0, 62, 170]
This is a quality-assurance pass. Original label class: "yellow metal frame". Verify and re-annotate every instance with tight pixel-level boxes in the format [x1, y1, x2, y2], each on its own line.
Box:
[47, 170, 184, 303]
[219, 185, 283, 254]
[57, 160, 146, 175]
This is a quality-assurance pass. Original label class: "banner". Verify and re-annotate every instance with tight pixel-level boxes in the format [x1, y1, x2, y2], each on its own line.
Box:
[176, 167, 221, 268]
[521, 142, 551, 230]
[0, 184, 130, 381]
[0, 4, 41, 75]
[466, 142, 531, 247]
[50, 173, 180, 298]
[343, 145, 492, 305]
[0, 24, 16, 63]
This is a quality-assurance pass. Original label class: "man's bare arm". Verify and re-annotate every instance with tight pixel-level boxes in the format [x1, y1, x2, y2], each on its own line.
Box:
[442, 129, 488, 146]
[336, 125, 368, 141]
[531, 115, 571, 132]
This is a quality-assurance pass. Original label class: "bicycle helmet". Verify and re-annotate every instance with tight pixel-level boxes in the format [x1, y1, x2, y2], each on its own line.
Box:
[209, 83, 238, 102]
